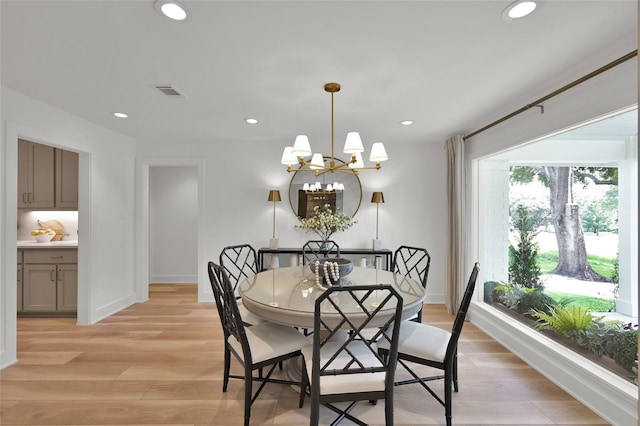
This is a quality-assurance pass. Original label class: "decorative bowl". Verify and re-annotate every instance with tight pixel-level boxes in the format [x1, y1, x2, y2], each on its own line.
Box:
[309, 258, 353, 286]
[33, 232, 55, 242]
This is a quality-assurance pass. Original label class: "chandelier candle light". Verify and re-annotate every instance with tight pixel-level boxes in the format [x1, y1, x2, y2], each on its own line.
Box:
[303, 182, 344, 192]
[281, 83, 388, 176]
[268, 189, 281, 249]
[371, 191, 384, 250]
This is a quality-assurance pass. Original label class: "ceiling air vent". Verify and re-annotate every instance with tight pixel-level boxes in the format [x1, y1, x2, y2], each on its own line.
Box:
[154, 84, 185, 98]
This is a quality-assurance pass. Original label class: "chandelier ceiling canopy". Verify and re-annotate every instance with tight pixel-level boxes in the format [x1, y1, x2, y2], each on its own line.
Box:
[281, 83, 388, 176]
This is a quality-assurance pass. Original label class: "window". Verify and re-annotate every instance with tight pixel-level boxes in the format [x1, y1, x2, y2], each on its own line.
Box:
[480, 108, 637, 383]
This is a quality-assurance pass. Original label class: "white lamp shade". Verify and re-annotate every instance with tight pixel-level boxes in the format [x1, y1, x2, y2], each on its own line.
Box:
[310, 153, 325, 169]
[326, 184, 333, 191]
[343, 131, 364, 154]
[292, 135, 312, 157]
[280, 146, 296, 165]
[348, 151, 364, 169]
[302, 183, 310, 191]
[369, 142, 388, 162]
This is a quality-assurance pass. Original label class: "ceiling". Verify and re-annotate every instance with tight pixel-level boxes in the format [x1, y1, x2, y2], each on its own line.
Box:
[1, 1, 637, 153]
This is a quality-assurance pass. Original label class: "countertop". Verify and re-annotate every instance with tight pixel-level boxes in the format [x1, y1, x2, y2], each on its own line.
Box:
[17, 240, 78, 249]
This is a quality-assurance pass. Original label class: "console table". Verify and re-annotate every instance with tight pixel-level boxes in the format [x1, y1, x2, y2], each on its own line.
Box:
[258, 247, 393, 271]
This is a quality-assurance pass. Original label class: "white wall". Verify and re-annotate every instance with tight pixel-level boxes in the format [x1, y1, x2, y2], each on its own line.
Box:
[1, 88, 137, 368]
[135, 135, 448, 304]
[149, 166, 198, 283]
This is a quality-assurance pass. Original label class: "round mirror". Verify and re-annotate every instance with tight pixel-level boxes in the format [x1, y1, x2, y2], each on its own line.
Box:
[288, 158, 362, 219]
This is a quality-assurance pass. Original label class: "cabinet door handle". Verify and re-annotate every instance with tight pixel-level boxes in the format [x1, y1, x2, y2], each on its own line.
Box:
[50, 269, 56, 281]
[50, 256, 64, 259]
[57, 267, 62, 282]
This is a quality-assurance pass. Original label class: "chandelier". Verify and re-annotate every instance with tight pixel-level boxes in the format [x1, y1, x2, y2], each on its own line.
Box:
[280, 82, 388, 176]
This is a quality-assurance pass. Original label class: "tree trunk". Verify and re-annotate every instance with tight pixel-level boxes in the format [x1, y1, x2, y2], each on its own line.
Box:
[543, 166, 607, 281]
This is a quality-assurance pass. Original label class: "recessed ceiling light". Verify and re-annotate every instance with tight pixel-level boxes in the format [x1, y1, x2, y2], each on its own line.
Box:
[153, 0, 190, 21]
[113, 112, 128, 119]
[502, 1, 537, 20]
[245, 118, 258, 124]
[400, 120, 414, 126]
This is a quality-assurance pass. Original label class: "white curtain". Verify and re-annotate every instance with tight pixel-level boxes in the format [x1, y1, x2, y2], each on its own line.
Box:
[445, 134, 466, 314]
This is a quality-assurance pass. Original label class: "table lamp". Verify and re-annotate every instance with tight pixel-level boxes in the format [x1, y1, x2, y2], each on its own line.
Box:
[371, 191, 384, 250]
[268, 189, 281, 249]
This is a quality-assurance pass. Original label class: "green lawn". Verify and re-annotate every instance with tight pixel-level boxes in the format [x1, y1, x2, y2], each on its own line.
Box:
[537, 250, 617, 281]
[544, 291, 615, 312]
[537, 250, 617, 312]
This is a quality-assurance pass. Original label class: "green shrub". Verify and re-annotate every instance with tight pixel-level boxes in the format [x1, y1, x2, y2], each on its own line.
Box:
[494, 281, 530, 310]
[483, 281, 500, 303]
[612, 329, 638, 371]
[519, 290, 555, 315]
[509, 205, 545, 289]
[572, 321, 621, 357]
[532, 305, 599, 334]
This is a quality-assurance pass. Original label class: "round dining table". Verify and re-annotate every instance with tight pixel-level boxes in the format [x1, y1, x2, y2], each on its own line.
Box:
[238, 265, 426, 329]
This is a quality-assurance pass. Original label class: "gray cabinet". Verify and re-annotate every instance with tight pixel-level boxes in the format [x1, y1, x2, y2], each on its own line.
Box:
[17, 250, 22, 311]
[21, 249, 77, 314]
[55, 148, 79, 209]
[18, 139, 78, 210]
[18, 139, 55, 208]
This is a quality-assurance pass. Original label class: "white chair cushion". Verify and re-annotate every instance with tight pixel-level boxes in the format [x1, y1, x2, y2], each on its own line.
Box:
[301, 341, 387, 396]
[228, 322, 309, 364]
[378, 321, 451, 363]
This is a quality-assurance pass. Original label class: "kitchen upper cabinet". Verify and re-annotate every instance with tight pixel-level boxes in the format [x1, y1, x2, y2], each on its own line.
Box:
[18, 139, 55, 208]
[55, 148, 79, 209]
[18, 139, 78, 210]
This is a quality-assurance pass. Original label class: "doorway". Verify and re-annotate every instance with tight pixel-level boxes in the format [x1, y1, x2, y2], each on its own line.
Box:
[136, 158, 205, 303]
[149, 165, 198, 284]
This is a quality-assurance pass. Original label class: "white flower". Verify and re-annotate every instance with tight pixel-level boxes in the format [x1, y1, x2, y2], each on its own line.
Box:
[294, 204, 356, 240]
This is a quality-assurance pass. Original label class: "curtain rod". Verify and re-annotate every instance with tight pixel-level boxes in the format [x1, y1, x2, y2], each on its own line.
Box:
[463, 50, 638, 141]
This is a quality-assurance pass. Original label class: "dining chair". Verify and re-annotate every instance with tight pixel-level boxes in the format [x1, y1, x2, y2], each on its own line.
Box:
[392, 246, 431, 322]
[378, 262, 480, 426]
[298, 284, 403, 426]
[302, 240, 340, 265]
[219, 244, 265, 325]
[207, 261, 310, 426]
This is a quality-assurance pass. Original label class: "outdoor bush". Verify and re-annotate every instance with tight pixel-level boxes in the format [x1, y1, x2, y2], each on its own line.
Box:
[494, 281, 530, 310]
[509, 204, 545, 289]
[532, 305, 599, 335]
[518, 290, 555, 315]
[483, 281, 500, 303]
[612, 328, 638, 371]
[572, 320, 620, 357]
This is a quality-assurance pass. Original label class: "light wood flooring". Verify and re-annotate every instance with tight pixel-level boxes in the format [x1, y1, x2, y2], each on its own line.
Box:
[1, 284, 608, 425]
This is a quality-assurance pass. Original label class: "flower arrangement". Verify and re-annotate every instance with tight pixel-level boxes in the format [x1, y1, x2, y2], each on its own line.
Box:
[295, 204, 356, 241]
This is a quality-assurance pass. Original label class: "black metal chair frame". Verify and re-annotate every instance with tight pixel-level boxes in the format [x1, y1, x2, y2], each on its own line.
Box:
[299, 284, 403, 426]
[302, 240, 341, 265]
[219, 244, 259, 294]
[380, 262, 479, 426]
[219, 244, 261, 326]
[391, 245, 431, 322]
[207, 261, 305, 426]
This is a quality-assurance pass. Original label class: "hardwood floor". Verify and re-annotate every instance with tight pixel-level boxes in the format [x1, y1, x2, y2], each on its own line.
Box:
[1, 284, 608, 425]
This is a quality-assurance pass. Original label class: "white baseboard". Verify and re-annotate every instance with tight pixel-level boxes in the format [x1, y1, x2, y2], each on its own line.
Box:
[93, 293, 137, 324]
[150, 275, 197, 284]
[470, 302, 638, 426]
